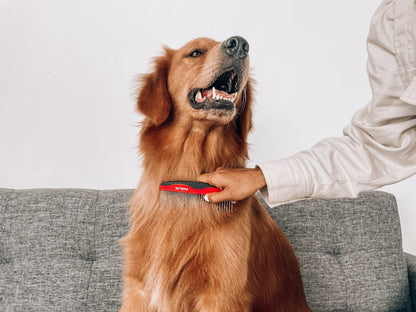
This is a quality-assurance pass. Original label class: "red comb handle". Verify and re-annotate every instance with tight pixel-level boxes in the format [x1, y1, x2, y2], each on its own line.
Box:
[159, 181, 221, 195]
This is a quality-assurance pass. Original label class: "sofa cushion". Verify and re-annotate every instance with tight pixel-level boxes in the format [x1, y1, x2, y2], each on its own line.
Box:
[0, 189, 131, 312]
[261, 191, 412, 311]
[1, 189, 412, 311]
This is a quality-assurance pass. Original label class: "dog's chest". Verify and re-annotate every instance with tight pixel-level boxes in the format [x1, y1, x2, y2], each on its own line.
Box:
[144, 234, 207, 310]
[140, 209, 252, 310]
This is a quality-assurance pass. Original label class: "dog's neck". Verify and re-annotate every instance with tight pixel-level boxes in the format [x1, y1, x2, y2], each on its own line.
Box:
[139, 119, 248, 182]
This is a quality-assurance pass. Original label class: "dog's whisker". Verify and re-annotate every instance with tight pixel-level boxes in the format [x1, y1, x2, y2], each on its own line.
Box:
[189, 71, 215, 89]
[188, 62, 222, 90]
[238, 86, 247, 115]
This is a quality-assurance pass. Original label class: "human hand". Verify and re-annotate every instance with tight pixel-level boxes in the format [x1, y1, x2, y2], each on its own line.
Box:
[197, 167, 266, 203]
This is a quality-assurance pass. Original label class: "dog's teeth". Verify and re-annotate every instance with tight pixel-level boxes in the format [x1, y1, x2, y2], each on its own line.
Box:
[212, 87, 216, 98]
[195, 91, 203, 102]
[231, 93, 237, 103]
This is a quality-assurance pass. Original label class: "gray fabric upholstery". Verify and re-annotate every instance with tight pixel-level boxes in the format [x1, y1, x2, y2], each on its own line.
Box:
[406, 253, 416, 311]
[260, 191, 412, 311]
[0, 189, 414, 311]
[0, 189, 131, 312]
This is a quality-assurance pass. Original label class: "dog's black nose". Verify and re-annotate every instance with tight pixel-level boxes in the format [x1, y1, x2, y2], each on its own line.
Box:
[221, 36, 249, 59]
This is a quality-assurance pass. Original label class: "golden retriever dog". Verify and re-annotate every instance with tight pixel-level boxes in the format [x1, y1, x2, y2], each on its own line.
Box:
[121, 36, 312, 312]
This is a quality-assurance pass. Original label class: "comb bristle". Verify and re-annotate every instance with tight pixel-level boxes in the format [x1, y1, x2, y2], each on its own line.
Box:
[215, 199, 234, 213]
[201, 194, 234, 213]
[160, 190, 233, 213]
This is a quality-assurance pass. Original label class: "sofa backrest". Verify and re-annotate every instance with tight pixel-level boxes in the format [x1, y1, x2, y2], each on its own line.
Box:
[0, 189, 131, 312]
[0, 189, 411, 311]
[260, 191, 411, 311]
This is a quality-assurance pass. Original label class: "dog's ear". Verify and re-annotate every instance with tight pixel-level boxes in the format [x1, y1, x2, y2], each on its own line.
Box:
[137, 48, 173, 126]
[236, 78, 254, 140]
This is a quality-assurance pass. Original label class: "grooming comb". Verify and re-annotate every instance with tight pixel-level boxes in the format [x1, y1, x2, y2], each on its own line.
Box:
[159, 181, 234, 212]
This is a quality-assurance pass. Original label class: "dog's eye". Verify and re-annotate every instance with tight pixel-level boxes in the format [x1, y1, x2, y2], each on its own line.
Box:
[187, 49, 204, 57]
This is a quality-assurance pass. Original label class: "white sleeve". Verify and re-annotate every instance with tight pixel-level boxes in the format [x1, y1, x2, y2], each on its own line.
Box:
[258, 0, 416, 206]
[258, 95, 416, 206]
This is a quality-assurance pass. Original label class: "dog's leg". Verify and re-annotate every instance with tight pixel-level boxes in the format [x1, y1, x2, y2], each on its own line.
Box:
[119, 277, 149, 312]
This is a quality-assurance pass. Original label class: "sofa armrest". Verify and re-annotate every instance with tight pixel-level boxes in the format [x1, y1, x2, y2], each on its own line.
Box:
[405, 252, 416, 310]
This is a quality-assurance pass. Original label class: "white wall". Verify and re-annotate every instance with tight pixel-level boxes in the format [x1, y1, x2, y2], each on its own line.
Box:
[1, 0, 414, 254]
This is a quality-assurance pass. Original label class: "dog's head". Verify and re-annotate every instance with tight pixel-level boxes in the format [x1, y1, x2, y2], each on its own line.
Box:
[137, 36, 253, 139]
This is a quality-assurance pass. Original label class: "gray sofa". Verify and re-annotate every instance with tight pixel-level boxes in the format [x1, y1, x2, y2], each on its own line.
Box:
[0, 189, 415, 311]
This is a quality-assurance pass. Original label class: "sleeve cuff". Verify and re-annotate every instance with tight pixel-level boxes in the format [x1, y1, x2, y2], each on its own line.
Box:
[257, 156, 311, 206]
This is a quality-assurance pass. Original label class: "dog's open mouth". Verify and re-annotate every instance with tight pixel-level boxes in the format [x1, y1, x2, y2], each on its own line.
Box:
[188, 69, 240, 111]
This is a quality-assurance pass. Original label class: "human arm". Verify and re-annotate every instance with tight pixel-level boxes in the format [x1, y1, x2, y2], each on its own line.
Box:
[258, 109, 416, 206]
[258, 0, 416, 206]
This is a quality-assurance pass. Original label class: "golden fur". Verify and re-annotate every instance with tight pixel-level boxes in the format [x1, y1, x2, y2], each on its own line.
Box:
[120, 37, 312, 312]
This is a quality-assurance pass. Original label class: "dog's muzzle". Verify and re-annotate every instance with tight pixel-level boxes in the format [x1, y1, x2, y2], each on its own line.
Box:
[188, 36, 249, 111]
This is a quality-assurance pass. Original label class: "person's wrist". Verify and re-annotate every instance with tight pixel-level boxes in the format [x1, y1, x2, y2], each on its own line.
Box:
[252, 167, 266, 191]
